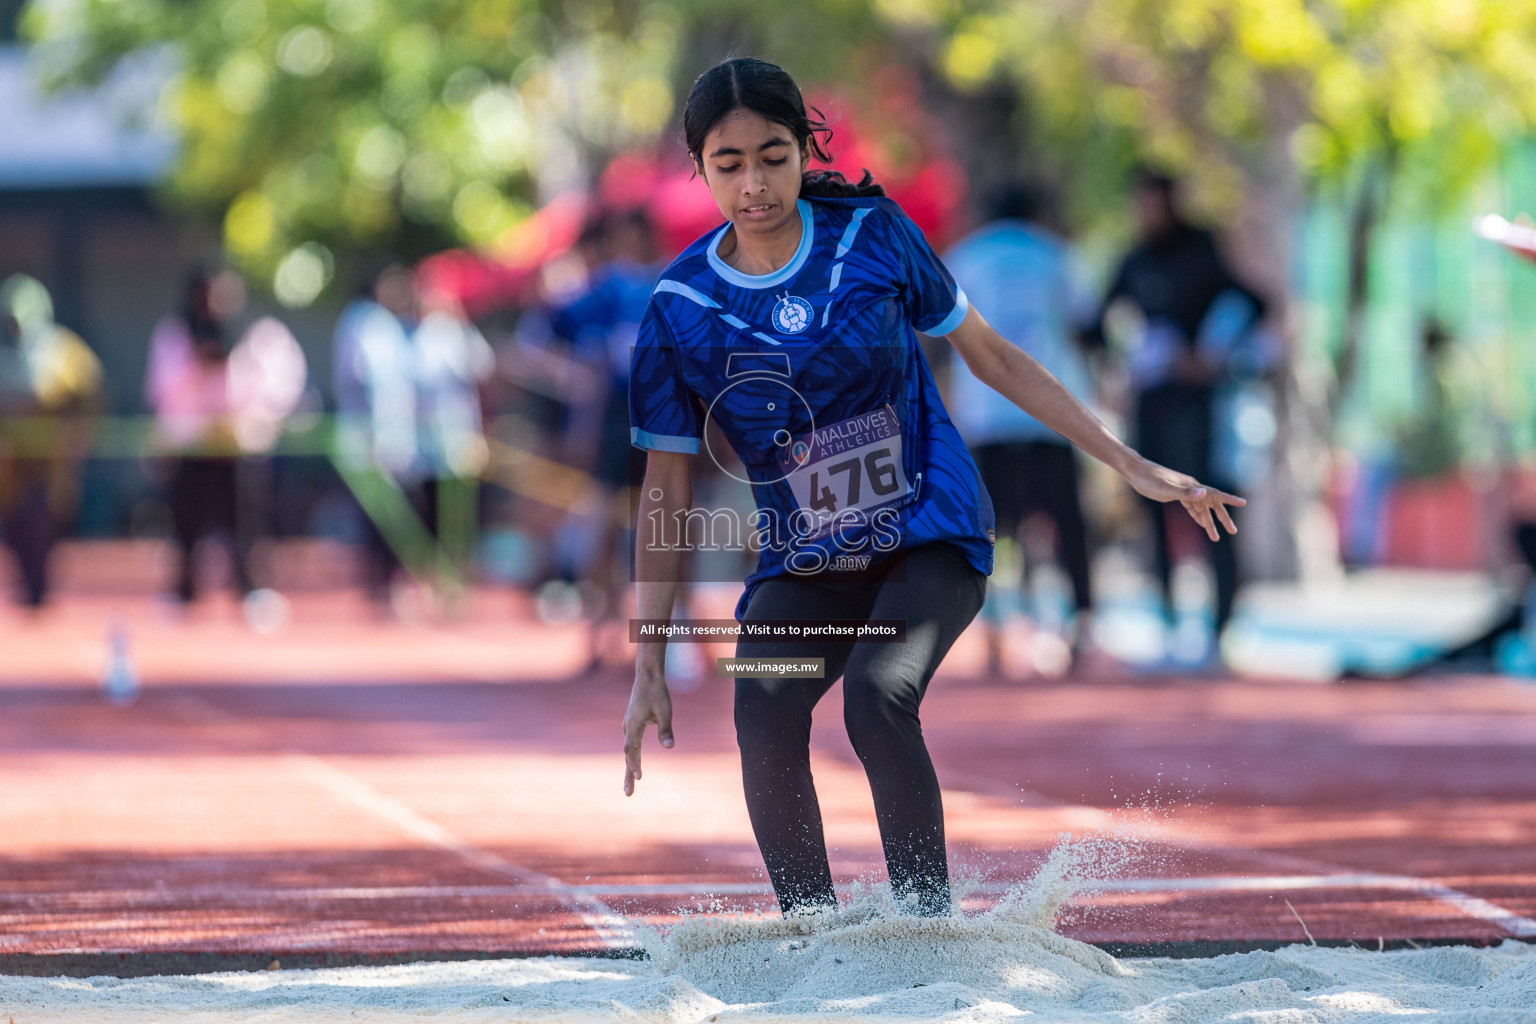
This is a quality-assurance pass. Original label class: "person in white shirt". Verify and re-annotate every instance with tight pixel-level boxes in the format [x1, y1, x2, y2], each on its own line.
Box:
[943, 182, 1099, 671]
[410, 284, 496, 582]
[333, 265, 420, 606]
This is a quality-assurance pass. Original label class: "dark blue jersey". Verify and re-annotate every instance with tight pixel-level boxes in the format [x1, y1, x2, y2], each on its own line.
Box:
[630, 195, 995, 619]
[552, 259, 657, 386]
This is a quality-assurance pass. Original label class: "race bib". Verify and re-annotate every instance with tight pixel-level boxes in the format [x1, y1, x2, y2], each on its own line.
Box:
[778, 404, 912, 538]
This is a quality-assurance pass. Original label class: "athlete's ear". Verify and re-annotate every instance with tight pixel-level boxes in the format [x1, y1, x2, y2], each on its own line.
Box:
[692, 155, 706, 180]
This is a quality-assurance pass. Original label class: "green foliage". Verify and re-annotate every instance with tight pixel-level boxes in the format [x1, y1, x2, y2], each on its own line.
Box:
[24, 0, 1536, 302]
[934, 0, 1536, 218]
[24, 0, 681, 304]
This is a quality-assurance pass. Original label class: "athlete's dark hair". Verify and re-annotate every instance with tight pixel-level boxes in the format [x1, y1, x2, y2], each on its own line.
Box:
[682, 57, 884, 200]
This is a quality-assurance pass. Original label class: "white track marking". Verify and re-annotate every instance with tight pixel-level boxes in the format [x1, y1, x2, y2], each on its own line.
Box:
[988, 775, 1536, 939]
[1075, 874, 1536, 935]
[8, 874, 1536, 938]
[1411, 884, 1536, 938]
[163, 694, 634, 949]
[1168, 845, 1536, 938]
[286, 752, 635, 947]
[158, 693, 1536, 943]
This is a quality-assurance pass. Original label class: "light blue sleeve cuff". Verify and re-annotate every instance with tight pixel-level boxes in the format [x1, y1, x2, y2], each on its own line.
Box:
[922, 287, 970, 337]
[631, 427, 701, 454]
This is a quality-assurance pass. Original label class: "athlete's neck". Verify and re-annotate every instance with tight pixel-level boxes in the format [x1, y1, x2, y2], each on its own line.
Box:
[716, 201, 803, 276]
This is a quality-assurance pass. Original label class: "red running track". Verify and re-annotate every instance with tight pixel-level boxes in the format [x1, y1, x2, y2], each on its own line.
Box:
[2, 586, 1536, 966]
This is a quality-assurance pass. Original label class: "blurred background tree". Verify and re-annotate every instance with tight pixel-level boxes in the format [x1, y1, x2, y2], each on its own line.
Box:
[21, 0, 694, 305]
[27, 0, 1536, 342]
[18, 0, 902, 306]
[937, 0, 1536, 374]
[21, 0, 1536, 577]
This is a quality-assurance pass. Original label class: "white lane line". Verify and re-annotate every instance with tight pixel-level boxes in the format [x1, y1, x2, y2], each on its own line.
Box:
[164, 694, 634, 949]
[286, 753, 635, 947]
[1415, 883, 1536, 938]
[0, 883, 770, 906]
[1088, 873, 1536, 937]
[149, 696, 1536, 945]
[8, 873, 1536, 933]
[992, 776, 1536, 939]
[1171, 847, 1536, 938]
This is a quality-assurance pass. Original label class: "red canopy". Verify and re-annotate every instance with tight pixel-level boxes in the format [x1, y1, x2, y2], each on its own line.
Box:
[415, 191, 592, 315]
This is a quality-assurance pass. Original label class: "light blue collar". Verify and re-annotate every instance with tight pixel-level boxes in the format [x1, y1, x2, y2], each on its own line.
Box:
[706, 198, 814, 289]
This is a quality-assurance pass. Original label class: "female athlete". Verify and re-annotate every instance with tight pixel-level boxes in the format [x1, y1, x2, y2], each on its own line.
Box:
[622, 57, 1243, 918]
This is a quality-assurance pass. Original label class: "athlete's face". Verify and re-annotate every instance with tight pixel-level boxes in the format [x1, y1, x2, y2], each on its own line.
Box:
[696, 108, 809, 236]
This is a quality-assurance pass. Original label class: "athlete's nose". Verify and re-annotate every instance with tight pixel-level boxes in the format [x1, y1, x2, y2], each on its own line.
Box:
[743, 161, 769, 196]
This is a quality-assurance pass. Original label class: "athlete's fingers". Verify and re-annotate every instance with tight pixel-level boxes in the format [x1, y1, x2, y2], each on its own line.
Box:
[623, 742, 641, 795]
[622, 718, 646, 795]
[1185, 499, 1218, 542]
[1214, 500, 1239, 536]
[657, 711, 674, 749]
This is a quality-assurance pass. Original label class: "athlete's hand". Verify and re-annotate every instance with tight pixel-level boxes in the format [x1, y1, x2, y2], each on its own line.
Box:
[1124, 457, 1245, 542]
[622, 664, 674, 796]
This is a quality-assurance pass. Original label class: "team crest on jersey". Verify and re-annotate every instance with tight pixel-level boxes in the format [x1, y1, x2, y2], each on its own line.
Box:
[771, 294, 813, 334]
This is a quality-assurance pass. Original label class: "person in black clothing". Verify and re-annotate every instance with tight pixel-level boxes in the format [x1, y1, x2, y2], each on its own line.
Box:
[1090, 171, 1267, 648]
[146, 270, 256, 604]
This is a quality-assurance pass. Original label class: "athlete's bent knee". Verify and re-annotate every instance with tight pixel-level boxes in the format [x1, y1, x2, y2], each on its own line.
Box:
[842, 673, 921, 746]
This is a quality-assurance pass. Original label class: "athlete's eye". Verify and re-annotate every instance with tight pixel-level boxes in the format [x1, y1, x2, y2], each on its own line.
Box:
[764, 158, 788, 166]
[716, 164, 741, 173]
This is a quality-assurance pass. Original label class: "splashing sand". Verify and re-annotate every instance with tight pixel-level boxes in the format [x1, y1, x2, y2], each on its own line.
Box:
[4, 843, 1534, 1023]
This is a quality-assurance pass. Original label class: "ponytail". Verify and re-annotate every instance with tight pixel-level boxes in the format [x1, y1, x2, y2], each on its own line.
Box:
[800, 168, 886, 199]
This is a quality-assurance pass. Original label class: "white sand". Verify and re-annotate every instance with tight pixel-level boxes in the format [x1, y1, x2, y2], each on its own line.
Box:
[5, 845, 1535, 1023]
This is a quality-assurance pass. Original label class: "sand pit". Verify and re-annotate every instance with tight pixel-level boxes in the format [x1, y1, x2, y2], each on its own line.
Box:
[4, 847, 1535, 1022]
[4, 934, 1533, 1022]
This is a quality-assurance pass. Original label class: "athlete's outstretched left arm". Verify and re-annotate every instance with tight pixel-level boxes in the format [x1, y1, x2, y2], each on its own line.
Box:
[943, 306, 1244, 541]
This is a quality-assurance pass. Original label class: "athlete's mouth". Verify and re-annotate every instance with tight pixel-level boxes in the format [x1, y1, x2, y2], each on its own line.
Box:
[740, 203, 776, 215]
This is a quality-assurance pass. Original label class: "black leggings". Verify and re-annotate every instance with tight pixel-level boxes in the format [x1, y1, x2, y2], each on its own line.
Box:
[1135, 383, 1240, 631]
[170, 457, 255, 602]
[733, 542, 986, 916]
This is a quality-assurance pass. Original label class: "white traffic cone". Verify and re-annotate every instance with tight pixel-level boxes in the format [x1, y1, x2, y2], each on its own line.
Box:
[102, 618, 141, 706]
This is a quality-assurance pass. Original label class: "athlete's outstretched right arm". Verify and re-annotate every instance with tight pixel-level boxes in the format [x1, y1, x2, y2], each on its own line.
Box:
[945, 305, 1244, 541]
[622, 450, 692, 796]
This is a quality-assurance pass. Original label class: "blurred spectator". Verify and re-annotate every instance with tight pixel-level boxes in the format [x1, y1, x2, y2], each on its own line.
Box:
[1342, 320, 1464, 568]
[551, 209, 662, 672]
[146, 269, 248, 603]
[501, 221, 606, 465]
[0, 275, 101, 607]
[334, 265, 421, 606]
[555, 210, 656, 482]
[412, 282, 496, 581]
[1090, 171, 1268, 653]
[228, 315, 307, 455]
[147, 269, 306, 614]
[1394, 320, 1465, 482]
[943, 182, 1098, 672]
